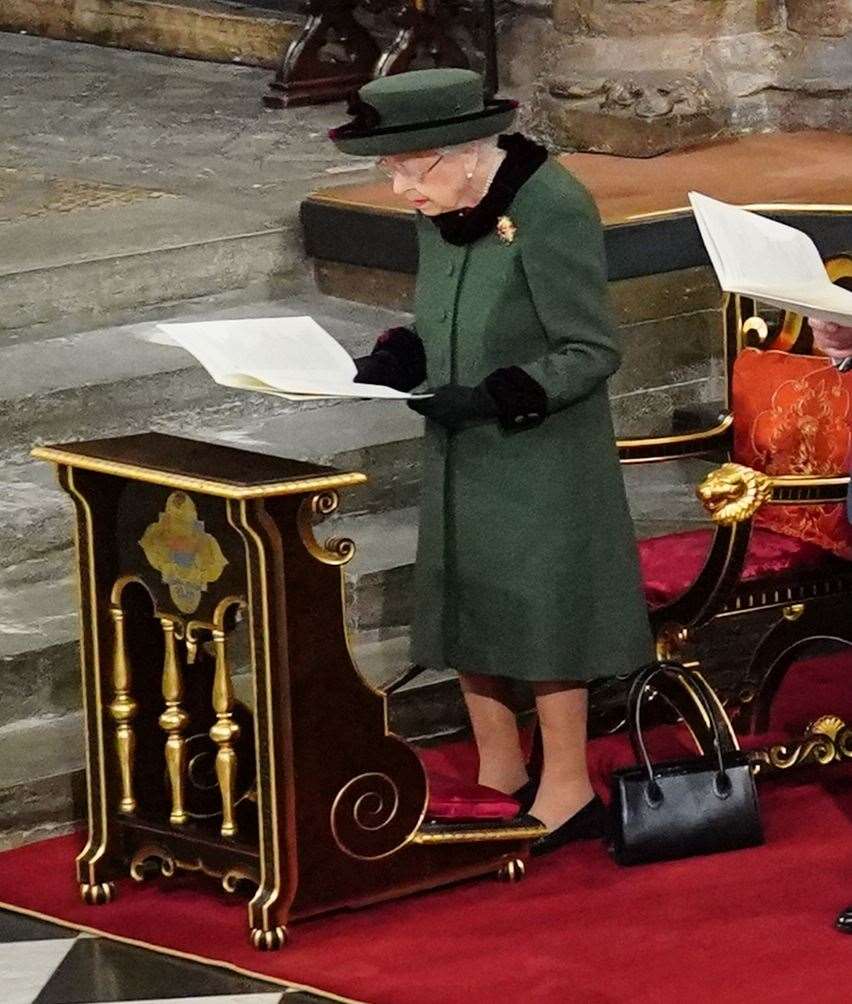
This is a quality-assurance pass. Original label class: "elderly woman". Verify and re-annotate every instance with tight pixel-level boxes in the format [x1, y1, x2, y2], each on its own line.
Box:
[330, 69, 652, 854]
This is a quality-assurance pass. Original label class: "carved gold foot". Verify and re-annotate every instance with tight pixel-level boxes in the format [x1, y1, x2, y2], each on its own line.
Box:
[251, 926, 288, 951]
[750, 714, 849, 772]
[80, 881, 115, 905]
[497, 858, 526, 883]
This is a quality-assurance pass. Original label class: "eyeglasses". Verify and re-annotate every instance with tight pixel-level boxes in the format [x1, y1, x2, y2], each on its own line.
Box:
[376, 153, 443, 183]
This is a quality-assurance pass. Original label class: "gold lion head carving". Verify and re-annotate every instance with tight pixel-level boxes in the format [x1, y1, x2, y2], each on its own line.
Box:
[696, 463, 772, 526]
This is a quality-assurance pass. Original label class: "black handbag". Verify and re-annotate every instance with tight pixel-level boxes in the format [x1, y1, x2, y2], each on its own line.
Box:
[610, 661, 764, 866]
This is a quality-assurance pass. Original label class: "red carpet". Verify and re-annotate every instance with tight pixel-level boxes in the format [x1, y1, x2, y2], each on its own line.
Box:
[1, 654, 851, 1004]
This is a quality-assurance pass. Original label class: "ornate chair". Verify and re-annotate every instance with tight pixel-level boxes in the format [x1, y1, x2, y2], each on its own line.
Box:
[615, 253, 852, 771]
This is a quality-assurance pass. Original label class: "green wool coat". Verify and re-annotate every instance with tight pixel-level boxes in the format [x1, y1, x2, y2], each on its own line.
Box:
[410, 159, 653, 682]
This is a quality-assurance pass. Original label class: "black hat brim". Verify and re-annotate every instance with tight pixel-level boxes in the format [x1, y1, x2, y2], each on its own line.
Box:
[329, 99, 518, 157]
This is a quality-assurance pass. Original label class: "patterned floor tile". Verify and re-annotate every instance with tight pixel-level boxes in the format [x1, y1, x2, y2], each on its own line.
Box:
[31, 936, 285, 1003]
[0, 937, 78, 1004]
[0, 907, 77, 942]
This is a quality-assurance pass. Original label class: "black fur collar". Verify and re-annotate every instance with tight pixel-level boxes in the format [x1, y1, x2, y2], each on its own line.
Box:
[430, 133, 548, 246]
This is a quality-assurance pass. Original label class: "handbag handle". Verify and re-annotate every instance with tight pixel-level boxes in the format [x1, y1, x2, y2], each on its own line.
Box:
[627, 661, 732, 807]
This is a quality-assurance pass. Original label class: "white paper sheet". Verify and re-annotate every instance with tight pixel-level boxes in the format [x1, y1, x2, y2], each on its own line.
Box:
[151, 317, 430, 400]
[688, 192, 852, 325]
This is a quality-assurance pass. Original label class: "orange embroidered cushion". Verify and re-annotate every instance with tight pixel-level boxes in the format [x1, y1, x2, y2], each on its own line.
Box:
[732, 348, 852, 558]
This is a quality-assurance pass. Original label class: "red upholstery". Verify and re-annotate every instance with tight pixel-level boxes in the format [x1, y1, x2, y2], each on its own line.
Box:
[638, 527, 832, 609]
[732, 348, 852, 558]
[422, 764, 520, 821]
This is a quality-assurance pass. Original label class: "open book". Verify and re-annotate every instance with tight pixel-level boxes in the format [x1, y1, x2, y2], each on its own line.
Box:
[149, 317, 430, 400]
[689, 192, 852, 325]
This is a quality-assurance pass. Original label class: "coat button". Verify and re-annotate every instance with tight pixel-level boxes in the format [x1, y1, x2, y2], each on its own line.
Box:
[440, 309, 449, 322]
[447, 262, 456, 277]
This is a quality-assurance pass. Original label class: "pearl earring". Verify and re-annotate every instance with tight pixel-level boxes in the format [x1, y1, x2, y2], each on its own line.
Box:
[466, 169, 474, 179]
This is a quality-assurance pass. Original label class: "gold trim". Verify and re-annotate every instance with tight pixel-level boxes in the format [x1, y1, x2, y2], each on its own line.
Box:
[80, 882, 115, 905]
[697, 463, 772, 525]
[251, 925, 288, 951]
[31, 448, 366, 500]
[617, 414, 733, 458]
[228, 499, 287, 936]
[65, 468, 110, 886]
[655, 622, 689, 662]
[210, 623, 241, 838]
[297, 492, 356, 566]
[613, 202, 852, 225]
[769, 474, 850, 488]
[742, 315, 769, 344]
[412, 823, 546, 844]
[497, 858, 526, 882]
[158, 617, 190, 826]
[108, 605, 138, 814]
[222, 866, 261, 894]
[750, 713, 852, 770]
[130, 844, 176, 881]
[0, 901, 369, 1003]
[306, 190, 852, 228]
[329, 772, 416, 862]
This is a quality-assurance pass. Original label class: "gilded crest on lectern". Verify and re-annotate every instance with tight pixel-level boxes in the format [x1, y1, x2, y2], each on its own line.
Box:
[139, 491, 227, 613]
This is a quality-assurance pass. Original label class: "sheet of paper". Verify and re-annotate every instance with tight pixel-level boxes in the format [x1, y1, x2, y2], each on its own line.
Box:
[688, 192, 852, 324]
[151, 317, 430, 400]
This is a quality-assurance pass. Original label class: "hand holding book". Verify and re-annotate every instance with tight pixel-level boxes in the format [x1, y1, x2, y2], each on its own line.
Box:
[688, 192, 852, 326]
[146, 317, 432, 401]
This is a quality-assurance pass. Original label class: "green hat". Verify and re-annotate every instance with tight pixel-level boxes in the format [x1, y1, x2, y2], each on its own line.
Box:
[329, 68, 517, 157]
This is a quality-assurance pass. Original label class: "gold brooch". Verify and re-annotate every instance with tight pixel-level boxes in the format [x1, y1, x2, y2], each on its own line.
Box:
[496, 215, 516, 244]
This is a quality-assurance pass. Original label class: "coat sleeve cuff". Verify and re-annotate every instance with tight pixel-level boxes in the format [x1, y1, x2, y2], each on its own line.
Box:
[483, 367, 549, 431]
[371, 326, 427, 391]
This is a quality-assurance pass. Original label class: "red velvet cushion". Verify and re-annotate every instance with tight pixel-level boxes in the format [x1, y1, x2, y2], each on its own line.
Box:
[639, 527, 832, 609]
[422, 764, 520, 821]
[732, 348, 852, 558]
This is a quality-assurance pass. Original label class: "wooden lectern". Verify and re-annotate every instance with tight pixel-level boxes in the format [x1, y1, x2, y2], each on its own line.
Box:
[34, 433, 543, 949]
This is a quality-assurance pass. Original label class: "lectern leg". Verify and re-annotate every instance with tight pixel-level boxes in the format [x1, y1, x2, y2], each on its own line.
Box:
[62, 467, 122, 903]
[229, 499, 296, 949]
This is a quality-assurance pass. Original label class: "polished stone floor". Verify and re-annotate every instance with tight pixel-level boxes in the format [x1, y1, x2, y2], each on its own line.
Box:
[0, 908, 330, 1004]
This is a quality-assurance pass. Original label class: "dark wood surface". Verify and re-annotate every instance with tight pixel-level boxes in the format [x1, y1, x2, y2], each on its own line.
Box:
[47, 433, 535, 947]
[40, 433, 344, 487]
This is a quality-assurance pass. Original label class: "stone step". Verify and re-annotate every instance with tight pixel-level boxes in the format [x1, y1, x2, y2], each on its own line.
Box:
[0, 34, 356, 340]
[1, 292, 415, 458]
[1, 0, 301, 70]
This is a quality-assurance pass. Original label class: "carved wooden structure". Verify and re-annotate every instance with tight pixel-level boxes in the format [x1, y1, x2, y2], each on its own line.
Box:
[265, 0, 497, 109]
[34, 433, 543, 949]
[615, 253, 852, 770]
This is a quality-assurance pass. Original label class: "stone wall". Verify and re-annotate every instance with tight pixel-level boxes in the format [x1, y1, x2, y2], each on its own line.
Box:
[501, 0, 852, 155]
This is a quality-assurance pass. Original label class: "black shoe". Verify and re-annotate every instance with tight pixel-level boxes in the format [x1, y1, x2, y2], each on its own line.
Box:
[836, 907, 852, 933]
[527, 795, 608, 857]
[510, 778, 538, 815]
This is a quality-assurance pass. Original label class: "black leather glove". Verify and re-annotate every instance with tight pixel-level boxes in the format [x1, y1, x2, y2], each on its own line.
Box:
[410, 368, 549, 433]
[407, 383, 498, 430]
[484, 366, 548, 431]
[353, 327, 426, 392]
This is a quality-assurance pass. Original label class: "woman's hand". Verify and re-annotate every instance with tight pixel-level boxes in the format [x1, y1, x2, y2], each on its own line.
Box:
[810, 319, 852, 361]
[353, 326, 427, 391]
[408, 384, 497, 430]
